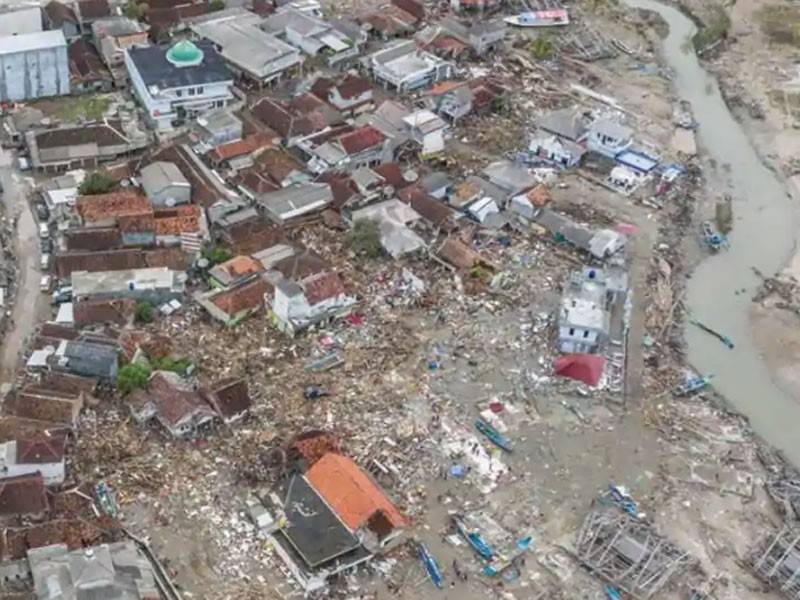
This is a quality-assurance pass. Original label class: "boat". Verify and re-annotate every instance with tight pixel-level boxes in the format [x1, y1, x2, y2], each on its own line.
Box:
[453, 516, 494, 560]
[689, 317, 734, 349]
[674, 373, 714, 396]
[482, 536, 533, 577]
[504, 9, 569, 28]
[701, 220, 726, 251]
[417, 543, 443, 589]
[475, 418, 513, 452]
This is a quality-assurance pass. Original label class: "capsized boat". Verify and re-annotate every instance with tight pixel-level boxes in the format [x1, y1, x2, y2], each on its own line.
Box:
[475, 417, 513, 452]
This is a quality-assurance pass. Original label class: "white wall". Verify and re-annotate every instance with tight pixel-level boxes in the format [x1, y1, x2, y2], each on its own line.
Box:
[0, 44, 69, 102]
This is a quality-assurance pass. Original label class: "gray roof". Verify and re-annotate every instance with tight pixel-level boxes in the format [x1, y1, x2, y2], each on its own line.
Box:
[262, 6, 329, 37]
[127, 41, 233, 90]
[483, 160, 538, 194]
[0, 30, 66, 55]
[64, 340, 118, 366]
[464, 175, 507, 202]
[538, 108, 587, 141]
[257, 183, 333, 221]
[533, 208, 594, 250]
[91, 16, 147, 37]
[590, 118, 632, 141]
[140, 161, 190, 197]
[420, 171, 451, 193]
[281, 475, 360, 567]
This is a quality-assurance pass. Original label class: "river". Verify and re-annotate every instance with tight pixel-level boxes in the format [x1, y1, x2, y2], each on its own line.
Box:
[624, 0, 800, 465]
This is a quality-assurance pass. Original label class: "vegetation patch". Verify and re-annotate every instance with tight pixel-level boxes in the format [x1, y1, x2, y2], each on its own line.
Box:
[692, 6, 731, 53]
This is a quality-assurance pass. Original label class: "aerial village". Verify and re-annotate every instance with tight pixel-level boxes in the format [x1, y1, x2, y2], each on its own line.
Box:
[0, 0, 799, 598]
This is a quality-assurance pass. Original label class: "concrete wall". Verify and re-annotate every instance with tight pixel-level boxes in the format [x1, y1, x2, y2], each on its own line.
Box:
[0, 45, 69, 102]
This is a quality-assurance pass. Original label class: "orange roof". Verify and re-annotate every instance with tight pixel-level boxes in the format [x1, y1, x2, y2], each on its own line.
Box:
[209, 132, 275, 162]
[426, 80, 467, 96]
[153, 205, 201, 236]
[77, 191, 151, 223]
[305, 452, 407, 531]
[218, 255, 262, 278]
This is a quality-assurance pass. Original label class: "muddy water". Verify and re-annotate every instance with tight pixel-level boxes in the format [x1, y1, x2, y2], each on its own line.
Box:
[625, 0, 800, 464]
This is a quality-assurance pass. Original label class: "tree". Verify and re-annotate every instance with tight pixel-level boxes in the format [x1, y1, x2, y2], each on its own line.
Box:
[152, 356, 192, 375]
[124, 2, 147, 19]
[209, 0, 225, 11]
[78, 171, 116, 195]
[117, 363, 151, 394]
[346, 218, 383, 258]
[527, 36, 555, 60]
[202, 245, 233, 265]
[135, 301, 154, 324]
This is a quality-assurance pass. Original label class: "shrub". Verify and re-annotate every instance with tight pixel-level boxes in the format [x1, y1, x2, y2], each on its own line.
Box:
[692, 6, 731, 53]
[117, 363, 151, 395]
[135, 301, 154, 324]
[151, 356, 192, 375]
[78, 171, 116, 195]
[346, 219, 383, 258]
[202, 245, 233, 265]
[209, 0, 225, 10]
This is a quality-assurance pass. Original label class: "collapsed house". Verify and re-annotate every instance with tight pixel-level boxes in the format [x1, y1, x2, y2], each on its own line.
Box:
[752, 527, 800, 600]
[575, 501, 693, 598]
[263, 451, 407, 594]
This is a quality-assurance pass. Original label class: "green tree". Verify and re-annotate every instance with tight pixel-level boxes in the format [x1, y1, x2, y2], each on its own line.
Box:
[202, 245, 233, 265]
[346, 218, 383, 258]
[123, 2, 147, 19]
[117, 363, 151, 394]
[78, 171, 116, 195]
[209, 0, 225, 11]
[527, 36, 555, 60]
[135, 301, 154, 324]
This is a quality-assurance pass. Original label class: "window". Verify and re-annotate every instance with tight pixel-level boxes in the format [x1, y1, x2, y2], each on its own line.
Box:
[197, 86, 204, 94]
[188, 88, 195, 96]
[569, 328, 575, 336]
[176, 89, 182, 97]
[216, 100, 224, 108]
[583, 330, 589, 338]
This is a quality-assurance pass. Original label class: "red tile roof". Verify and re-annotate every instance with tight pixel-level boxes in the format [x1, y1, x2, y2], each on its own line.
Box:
[16, 434, 67, 464]
[371, 162, 407, 189]
[302, 271, 345, 305]
[209, 132, 275, 162]
[399, 185, 454, 226]
[0, 474, 48, 517]
[77, 0, 110, 20]
[153, 204, 202, 236]
[77, 191, 151, 223]
[306, 453, 407, 531]
[216, 255, 262, 279]
[73, 298, 136, 327]
[45, 1, 78, 26]
[338, 126, 385, 155]
[147, 372, 214, 427]
[287, 431, 340, 467]
[210, 276, 271, 317]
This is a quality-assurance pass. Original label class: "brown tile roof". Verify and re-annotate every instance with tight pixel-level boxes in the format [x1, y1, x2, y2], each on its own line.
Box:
[10, 392, 81, 426]
[74, 298, 136, 327]
[215, 255, 262, 279]
[77, 0, 110, 19]
[203, 378, 251, 419]
[0, 418, 70, 444]
[42, 372, 98, 396]
[153, 204, 202, 236]
[318, 173, 357, 210]
[399, 185, 454, 227]
[16, 433, 67, 464]
[306, 453, 407, 531]
[251, 98, 293, 138]
[287, 431, 340, 467]
[209, 132, 275, 163]
[290, 92, 326, 114]
[238, 170, 279, 195]
[45, 0, 78, 26]
[3, 517, 111, 560]
[272, 250, 329, 282]
[68, 38, 110, 84]
[77, 190, 151, 223]
[40, 323, 80, 341]
[35, 121, 127, 150]
[252, 148, 304, 185]
[310, 76, 335, 100]
[335, 75, 372, 100]
[0, 474, 48, 517]
[118, 330, 173, 362]
[147, 371, 215, 427]
[437, 237, 486, 270]
[391, 0, 424, 20]
[371, 162, 407, 189]
[526, 183, 552, 207]
[65, 227, 122, 251]
[338, 126, 385, 155]
[221, 218, 285, 256]
[55, 247, 188, 279]
[302, 271, 345, 305]
[210, 276, 271, 317]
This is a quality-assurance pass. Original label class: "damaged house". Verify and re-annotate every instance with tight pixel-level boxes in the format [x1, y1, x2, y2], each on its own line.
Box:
[367, 40, 454, 93]
[266, 451, 407, 594]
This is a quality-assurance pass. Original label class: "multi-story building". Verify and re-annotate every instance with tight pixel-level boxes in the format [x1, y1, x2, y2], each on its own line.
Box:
[0, 30, 70, 102]
[125, 40, 235, 131]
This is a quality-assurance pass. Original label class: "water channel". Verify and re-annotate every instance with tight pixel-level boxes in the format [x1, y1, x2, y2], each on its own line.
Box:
[622, 0, 800, 464]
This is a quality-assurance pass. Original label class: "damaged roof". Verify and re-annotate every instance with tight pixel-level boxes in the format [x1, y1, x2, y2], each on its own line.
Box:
[0, 474, 48, 517]
[203, 378, 252, 419]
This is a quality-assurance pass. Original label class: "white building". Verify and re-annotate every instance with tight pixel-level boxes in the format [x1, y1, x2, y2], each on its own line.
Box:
[0, 30, 69, 102]
[0, 435, 66, 486]
[272, 271, 355, 336]
[368, 41, 453, 93]
[558, 268, 613, 354]
[402, 109, 447, 155]
[140, 161, 191, 207]
[0, 5, 43, 36]
[125, 40, 235, 131]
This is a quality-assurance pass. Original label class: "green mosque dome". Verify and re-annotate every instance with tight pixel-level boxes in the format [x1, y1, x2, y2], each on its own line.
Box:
[166, 40, 204, 67]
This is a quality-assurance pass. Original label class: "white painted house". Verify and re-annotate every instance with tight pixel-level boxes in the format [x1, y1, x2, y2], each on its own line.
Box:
[125, 40, 234, 131]
[402, 109, 447, 155]
[0, 435, 67, 486]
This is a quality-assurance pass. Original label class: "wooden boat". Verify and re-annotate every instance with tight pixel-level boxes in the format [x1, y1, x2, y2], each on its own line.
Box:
[475, 418, 513, 452]
[702, 220, 726, 251]
[453, 516, 494, 560]
[417, 543, 443, 589]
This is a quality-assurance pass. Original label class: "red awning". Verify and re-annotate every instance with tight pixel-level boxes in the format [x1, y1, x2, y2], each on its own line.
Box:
[554, 354, 606, 387]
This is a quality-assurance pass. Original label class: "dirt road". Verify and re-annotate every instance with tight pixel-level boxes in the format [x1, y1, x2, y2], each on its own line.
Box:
[0, 150, 48, 383]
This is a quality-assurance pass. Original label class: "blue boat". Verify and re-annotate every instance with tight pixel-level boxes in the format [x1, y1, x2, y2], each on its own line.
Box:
[605, 586, 623, 600]
[453, 516, 493, 560]
[482, 536, 533, 577]
[475, 418, 513, 453]
[417, 543, 443, 589]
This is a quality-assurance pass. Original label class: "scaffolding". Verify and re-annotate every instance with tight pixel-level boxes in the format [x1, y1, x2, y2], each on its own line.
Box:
[767, 478, 800, 520]
[752, 527, 800, 599]
[575, 504, 692, 598]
